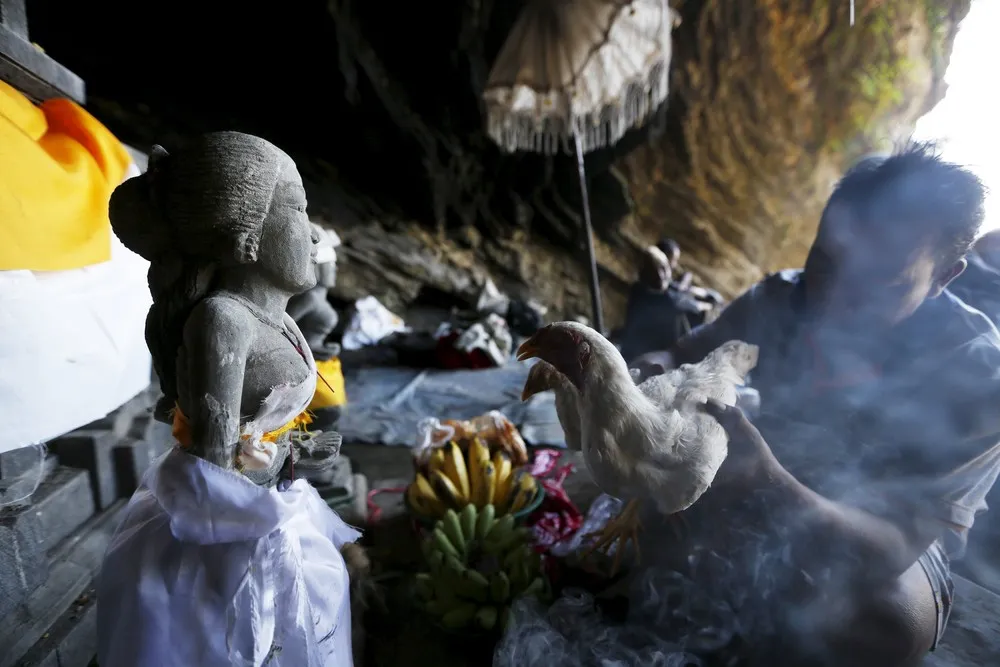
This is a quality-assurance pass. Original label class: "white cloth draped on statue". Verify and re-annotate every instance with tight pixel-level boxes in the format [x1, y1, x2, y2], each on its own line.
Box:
[97, 448, 360, 667]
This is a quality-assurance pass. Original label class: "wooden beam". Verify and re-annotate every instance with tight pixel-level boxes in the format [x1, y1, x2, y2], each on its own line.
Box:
[0, 0, 85, 104]
[0, 0, 27, 39]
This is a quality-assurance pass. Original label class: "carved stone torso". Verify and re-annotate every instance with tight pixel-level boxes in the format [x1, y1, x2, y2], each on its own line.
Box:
[176, 293, 313, 428]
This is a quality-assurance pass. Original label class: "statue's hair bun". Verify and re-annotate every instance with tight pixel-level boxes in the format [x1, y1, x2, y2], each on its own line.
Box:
[109, 170, 172, 261]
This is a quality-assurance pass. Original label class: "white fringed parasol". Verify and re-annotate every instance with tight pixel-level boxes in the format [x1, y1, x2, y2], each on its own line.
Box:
[483, 0, 678, 331]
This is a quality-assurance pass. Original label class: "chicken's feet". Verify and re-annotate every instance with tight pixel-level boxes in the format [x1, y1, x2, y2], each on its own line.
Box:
[581, 498, 642, 576]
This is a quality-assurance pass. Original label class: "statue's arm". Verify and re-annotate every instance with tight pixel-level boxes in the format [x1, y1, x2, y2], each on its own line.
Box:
[181, 298, 254, 468]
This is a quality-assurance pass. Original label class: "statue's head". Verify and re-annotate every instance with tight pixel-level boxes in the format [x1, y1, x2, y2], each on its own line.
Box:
[108, 132, 319, 411]
[110, 131, 318, 295]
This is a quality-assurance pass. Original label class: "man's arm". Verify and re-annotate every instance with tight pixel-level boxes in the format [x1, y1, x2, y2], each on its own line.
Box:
[764, 464, 940, 584]
[708, 403, 942, 588]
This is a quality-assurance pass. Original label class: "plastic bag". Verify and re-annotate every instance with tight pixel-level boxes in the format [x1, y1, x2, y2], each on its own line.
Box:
[97, 449, 361, 667]
[413, 410, 529, 466]
[341, 296, 408, 351]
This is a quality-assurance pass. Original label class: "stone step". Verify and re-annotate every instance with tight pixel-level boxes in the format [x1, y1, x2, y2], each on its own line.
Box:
[0, 464, 94, 620]
[31, 466, 97, 553]
[11, 589, 96, 667]
[0, 501, 124, 667]
[49, 430, 122, 511]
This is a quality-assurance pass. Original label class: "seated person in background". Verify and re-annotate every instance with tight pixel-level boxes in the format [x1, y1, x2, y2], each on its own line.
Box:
[613, 239, 723, 364]
[948, 229, 1000, 328]
[646, 144, 1000, 666]
[656, 238, 724, 308]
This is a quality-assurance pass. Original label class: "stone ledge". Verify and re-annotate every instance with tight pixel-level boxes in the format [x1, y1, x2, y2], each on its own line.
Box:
[0, 501, 124, 667]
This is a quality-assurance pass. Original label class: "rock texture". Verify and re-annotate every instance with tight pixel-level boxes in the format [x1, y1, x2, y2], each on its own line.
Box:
[29, 0, 969, 325]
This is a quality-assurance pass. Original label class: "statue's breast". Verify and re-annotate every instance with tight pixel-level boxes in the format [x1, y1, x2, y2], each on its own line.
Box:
[240, 325, 313, 418]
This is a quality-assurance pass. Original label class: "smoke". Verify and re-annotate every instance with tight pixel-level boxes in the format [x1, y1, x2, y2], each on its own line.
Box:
[495, 567, 742, 667]
[495, 490, 853, 667]
[495, 495, 797, 667]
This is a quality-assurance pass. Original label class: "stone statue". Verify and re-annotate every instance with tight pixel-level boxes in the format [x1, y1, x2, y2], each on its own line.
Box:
[110, 131, 326, 484]
[286, 224, 342, 360]
[97, 132, 359, 666]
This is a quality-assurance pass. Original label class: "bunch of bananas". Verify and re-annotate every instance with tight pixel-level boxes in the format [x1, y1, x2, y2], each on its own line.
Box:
[416, 504, 547, 631]
[407, 437, 539, 519]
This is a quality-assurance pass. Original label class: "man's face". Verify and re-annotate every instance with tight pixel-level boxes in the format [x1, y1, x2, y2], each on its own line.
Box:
[803, 209, 962, 328]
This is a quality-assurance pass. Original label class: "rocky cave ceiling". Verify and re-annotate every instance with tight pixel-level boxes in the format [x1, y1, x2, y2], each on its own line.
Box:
[29, 0, 971, 325]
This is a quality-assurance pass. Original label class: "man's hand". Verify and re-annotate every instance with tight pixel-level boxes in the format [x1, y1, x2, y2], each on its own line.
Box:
[702, 399, 781, 488]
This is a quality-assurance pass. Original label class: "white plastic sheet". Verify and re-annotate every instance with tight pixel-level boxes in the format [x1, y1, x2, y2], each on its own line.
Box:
[98, 449, 361, 667]
[0, 162, 152, 453]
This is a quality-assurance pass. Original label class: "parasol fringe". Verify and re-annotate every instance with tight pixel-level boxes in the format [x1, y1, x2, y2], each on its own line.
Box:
[485, 57, 670, 156]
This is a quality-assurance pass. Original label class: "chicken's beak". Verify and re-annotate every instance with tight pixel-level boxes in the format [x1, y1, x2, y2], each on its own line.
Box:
[516, 336, 542, 362]
[521, 363, 552, 401]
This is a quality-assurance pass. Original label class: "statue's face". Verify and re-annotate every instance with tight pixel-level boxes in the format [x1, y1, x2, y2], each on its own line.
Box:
[258, 168, 319, 294]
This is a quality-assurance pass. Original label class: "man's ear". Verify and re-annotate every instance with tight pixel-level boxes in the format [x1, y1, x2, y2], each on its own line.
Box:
[930, 258, 967, 297]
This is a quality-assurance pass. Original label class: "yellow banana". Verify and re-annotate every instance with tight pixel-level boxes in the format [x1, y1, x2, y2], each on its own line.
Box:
[430, 469, 465, 509]
[467, 437, 490, 506]
[477, 461, 497, 507]
[508, 473, 538, 514]
[492, 451, 512, 503]
[409, 473, 446, 516]
[428, 447, 447, 474]
[443, 441, 471, 500]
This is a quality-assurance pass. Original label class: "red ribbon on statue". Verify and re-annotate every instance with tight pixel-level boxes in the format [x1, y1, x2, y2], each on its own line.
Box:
[524, 448, 583, 552]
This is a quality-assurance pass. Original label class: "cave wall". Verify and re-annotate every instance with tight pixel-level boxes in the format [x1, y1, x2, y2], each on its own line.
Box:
[26, 0, 970, 325]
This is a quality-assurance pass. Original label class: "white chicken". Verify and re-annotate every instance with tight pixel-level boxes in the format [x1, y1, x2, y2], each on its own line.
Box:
[518, 322, 758, 572]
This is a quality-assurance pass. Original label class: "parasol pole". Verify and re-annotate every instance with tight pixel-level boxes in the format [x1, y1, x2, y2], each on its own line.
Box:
[573, 131, 605, 334]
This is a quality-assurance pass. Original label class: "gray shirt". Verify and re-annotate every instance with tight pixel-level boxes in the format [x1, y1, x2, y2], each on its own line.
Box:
[675, 269, 1000, 557]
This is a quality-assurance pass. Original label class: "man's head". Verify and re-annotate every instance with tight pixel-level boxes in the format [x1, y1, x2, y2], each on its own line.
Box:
[803, 143, 987, 328]
[639, 245, 672, 291]
[657, 238, 682, 267]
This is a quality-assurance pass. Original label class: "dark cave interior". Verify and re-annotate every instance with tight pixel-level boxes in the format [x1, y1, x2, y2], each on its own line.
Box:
[27, 0, 649, 248]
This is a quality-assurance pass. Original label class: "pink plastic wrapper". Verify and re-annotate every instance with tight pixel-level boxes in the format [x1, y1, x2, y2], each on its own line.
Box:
[524, 449, 583, 552]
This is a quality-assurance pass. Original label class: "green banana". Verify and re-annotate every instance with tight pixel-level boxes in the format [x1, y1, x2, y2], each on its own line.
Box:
[476, 503, 496, 540]
[460, 504, 478, 541]
[485, 513, 515, 542]
[489, 570, 511, 603]
[441, 602, 478, 629]
[483, 514, 515, 552]
[475, 605, 499, 630]
[432, 573, 460, 605]
[441, 510, 466, 555]
[432, 527, 461, 560]
[425, 598, 452, 616]
[494, 527, 531, 554]
[511, 560, 530, 591]
[428, 549, 446, 574]
[459, 569, 491, 602]
[444, 554, 466, 577]
[503, 546, 525, 571]
[414, 573, 434, 600]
